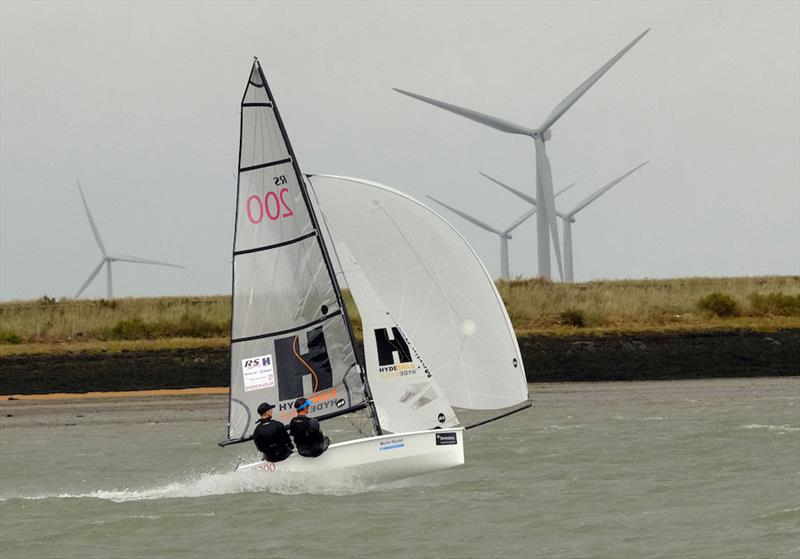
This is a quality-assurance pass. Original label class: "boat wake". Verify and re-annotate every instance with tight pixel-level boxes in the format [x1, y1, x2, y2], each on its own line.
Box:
[1, 466, 447, 503]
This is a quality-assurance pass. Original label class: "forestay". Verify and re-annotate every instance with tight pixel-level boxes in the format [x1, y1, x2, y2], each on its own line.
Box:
[227, 62, 367, 442]
[310, 175, 529, 411]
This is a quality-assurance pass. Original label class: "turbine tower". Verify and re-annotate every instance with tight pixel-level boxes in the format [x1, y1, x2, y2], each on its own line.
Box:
[75, 180, 184, 299]
[395, 29, 649, 280]
[426, 195, 535, 279]
[560, 162, 649, 282]
[482, 162, 649, 282]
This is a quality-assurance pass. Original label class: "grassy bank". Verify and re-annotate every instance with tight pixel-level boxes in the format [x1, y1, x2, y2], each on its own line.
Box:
[1, 276, 798, 355]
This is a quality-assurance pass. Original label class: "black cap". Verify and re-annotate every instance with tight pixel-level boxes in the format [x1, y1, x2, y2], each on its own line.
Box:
[257, 402, 275, 415]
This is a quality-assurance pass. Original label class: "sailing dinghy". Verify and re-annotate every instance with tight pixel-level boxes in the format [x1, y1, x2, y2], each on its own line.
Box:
[219, 59, 530, 482]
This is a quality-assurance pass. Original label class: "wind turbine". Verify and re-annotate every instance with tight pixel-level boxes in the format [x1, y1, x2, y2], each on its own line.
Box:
[74, 180, 184, 299]
[394, 29, 649, 280]
[481, 162, 649, 282]
[427, 181, 574, 279]
[426, 195, 535, 279]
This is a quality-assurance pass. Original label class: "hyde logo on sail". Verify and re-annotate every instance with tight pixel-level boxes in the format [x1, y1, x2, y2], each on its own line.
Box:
[374, 327, 418, 379]
[273, 326, 342, 417]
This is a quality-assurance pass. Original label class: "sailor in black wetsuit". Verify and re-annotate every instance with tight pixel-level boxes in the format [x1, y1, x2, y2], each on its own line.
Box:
[252, 402, 293, 462]
[289, 398, 330, 457]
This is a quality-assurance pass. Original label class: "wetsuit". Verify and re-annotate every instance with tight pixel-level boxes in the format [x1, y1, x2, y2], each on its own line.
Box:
[289, 415, 330, 457]
[253, 418, 293, 462]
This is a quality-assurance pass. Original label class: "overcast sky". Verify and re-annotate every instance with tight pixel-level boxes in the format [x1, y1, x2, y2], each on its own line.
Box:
[1, 1, 798, 301]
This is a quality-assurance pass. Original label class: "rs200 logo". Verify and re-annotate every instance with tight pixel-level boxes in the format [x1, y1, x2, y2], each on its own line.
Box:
[247, 183, 294, 223]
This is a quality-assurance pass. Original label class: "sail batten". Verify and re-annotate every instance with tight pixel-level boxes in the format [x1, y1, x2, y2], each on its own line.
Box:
[239, 157, 293, 173]
[231, 310, 343, 344]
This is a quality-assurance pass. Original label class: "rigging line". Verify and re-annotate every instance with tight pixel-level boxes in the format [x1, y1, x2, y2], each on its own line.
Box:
[227, 77, 250, 435]
[305, 177, 381, 432]
[292, 334, 319, 392]
[464, 401, 532, 430]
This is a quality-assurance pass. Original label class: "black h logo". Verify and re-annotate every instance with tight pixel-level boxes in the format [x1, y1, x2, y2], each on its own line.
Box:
[275, 326, 333, 401]
[374, 327, 412, 367]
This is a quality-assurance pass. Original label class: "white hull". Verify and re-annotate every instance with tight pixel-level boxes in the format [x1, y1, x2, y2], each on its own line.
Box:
[236, 428, 465, 483]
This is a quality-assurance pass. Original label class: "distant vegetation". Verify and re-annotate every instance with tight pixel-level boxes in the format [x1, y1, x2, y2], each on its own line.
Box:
[697, 292, 740, 317]
[0, 296, 229, 348]
[496, 276, 800, 333]
[1, 276, 798, 353]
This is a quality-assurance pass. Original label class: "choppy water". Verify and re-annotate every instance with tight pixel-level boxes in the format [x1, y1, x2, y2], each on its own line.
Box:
[1, 380, 798, 558]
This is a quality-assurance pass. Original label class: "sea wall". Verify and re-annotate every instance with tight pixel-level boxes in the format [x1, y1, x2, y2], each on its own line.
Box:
[1, 329, 798, 394]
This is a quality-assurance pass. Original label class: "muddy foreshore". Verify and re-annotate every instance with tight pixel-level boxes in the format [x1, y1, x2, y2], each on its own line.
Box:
[1, 329, 798, 395]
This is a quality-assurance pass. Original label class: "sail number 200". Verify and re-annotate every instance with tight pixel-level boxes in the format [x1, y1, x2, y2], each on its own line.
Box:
[246, 188, 294, 223]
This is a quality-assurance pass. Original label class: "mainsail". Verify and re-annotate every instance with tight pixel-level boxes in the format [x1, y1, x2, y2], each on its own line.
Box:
[226, 61, 369, 442]
[310, 175, 529, 412]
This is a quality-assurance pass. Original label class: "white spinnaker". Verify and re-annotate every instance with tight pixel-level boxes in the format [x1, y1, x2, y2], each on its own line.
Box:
[310, 174, 528, 410]
[336, 242, 458, 433]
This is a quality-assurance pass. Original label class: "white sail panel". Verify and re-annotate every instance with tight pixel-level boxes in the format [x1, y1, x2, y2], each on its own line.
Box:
[336, 243, 458, 433]
[310, 174, 528, 411]
[227, 62, 367, 442]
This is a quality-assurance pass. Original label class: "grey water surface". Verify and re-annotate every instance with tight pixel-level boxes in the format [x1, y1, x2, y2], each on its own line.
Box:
[1, 379, 798, 558]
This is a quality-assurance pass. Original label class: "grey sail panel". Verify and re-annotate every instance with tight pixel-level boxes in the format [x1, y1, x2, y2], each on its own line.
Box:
[227, 61, 366, 441]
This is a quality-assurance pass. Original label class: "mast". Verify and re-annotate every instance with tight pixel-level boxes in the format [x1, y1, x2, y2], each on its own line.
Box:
[252, 60, 382, 436]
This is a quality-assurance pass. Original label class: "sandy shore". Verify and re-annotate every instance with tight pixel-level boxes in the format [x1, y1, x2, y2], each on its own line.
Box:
[1, 377, 796, 430]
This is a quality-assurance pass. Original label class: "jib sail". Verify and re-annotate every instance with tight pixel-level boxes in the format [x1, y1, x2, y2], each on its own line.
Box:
[335, 242, 458, 434]
[226, 61, 367, 442]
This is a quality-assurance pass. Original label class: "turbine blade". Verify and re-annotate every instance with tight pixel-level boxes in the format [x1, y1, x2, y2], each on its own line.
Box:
[394, 89, 535, 136]
[426, 196, 504, 236]
[479, 172, 537, 206]
[539, 29, 650, 132]
[76, 179, 107, 256]
[482, 172, 575, 208]
[75, 260, 105, 298]
[112, 255, 185, 269]
[568, 161, 649, 217]
[536, 141, 564, 280]
[505, 206, 537, 235]
[555, 182, 576, 198]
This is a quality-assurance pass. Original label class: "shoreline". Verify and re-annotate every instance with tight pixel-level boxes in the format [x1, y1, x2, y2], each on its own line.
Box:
[1, 328, 797, 395]
[1, 378, 796, 432]
[1, 375, 797, 403]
